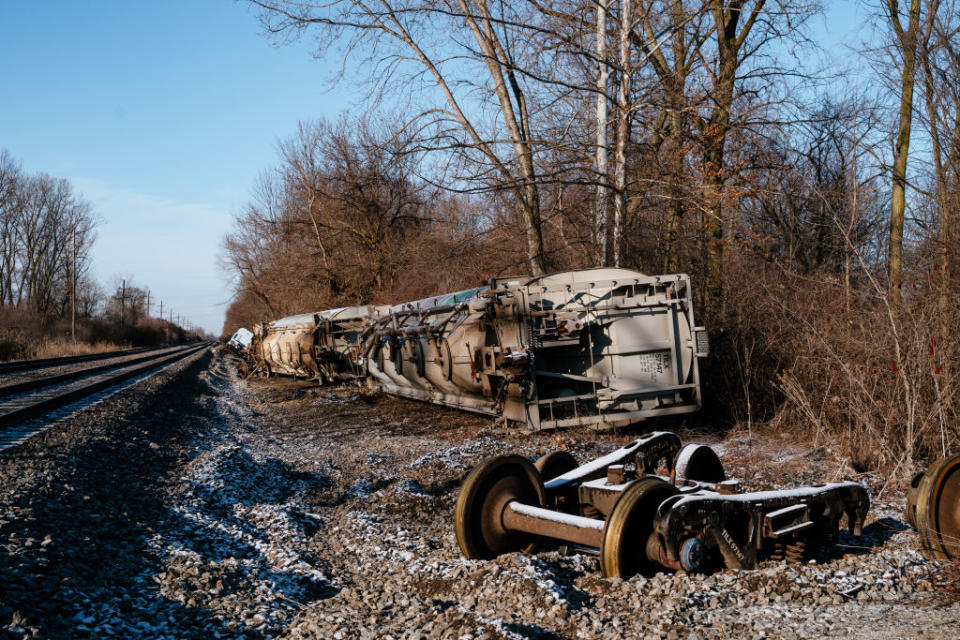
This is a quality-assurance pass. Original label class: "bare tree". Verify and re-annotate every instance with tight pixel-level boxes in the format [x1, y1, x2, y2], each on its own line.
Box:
[691, 1, 819, 319]
[249, 0, 552, 274]
[0, 152, 97, 321]
[595, 0, 613, 265]
[881, 0, 934, 306]
[917, 0, 960, 421]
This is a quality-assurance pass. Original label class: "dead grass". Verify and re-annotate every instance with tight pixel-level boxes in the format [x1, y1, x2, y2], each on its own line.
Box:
[30, 338, 128, 360]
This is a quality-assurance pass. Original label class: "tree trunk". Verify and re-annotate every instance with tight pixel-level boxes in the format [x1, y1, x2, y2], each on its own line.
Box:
[612, 0, 632, 268]
[662, 97, 685, 273]
[595, 0, 611, 266]
[461, 0, 546, 275]
[921, 27, 957, 418]
[886, 0, 923, 308]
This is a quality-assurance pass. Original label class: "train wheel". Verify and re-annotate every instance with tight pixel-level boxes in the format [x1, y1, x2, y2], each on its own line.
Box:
[534, 451, 578, 482]
[912, 453, 960, 559]
[674, 444, 726, 484]
[599, 477, 679, 578]
[455, 455, 546, 560]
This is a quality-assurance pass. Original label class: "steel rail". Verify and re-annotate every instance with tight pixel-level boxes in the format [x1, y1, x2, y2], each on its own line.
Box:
[0, 345, 191, 397]
[0, 346, 158, 374]
[0, 342, 211, 429]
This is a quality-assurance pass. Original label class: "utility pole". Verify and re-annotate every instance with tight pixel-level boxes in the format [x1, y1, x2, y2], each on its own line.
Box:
[71, 226, 76, 342]
[120, 279, 126, 328]
[146, 290, 150, 318]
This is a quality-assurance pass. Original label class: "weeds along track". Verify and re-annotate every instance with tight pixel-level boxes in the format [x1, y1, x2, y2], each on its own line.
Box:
[0, 342, 212, 451]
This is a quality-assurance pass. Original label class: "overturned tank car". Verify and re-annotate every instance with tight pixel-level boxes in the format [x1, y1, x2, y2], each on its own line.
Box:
[250, 306, 387, 381]
[361, 268, 708, 431]
[456, 432, 871, 577]
[246, 268, 708, 431]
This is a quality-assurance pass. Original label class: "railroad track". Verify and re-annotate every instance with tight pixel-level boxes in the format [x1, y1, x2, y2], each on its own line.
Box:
[0, 345, 159, 375]
[0, 342, 212, 452]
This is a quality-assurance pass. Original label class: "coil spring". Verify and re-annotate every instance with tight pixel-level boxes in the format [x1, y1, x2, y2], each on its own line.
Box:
[785, 539, 807, 563]
[769, 538, 808, 563]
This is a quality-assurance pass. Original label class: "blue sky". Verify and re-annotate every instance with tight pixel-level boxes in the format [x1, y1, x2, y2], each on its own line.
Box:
[0, 1, 863, 335]
[0, 1, 360, 334]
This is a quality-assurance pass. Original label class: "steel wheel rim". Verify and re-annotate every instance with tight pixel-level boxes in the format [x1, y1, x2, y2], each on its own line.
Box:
[915, 454, 960, 559]
[455, 455, 546, 559]
[599, 477, 678, 578]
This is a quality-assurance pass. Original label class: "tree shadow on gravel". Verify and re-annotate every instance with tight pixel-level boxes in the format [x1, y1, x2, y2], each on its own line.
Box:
[0, 351, 332, 639]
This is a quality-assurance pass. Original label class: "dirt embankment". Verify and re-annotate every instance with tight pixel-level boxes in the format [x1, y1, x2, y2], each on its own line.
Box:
[1, 349, 957, 639]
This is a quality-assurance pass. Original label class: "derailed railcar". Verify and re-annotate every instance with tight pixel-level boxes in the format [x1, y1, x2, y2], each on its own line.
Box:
[456, 432, 870, 577]
[251, 306, 387, 381]
[226, 327, 253, 352]
[361, 268, 708, 430]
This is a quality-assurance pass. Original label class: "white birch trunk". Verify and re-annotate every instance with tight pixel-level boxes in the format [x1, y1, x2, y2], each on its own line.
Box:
[595, 0, 611, 266]
[612, 0, 632, 268]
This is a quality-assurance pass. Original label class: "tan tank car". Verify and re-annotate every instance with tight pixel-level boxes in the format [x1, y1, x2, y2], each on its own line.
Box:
[251, 306, 387, 381]
[361, 268, 708, 430]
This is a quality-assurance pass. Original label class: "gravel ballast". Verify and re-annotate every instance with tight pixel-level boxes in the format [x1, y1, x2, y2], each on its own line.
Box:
[1, 348, 957, 639]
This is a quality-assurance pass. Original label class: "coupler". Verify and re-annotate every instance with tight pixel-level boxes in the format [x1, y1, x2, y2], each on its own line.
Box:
[455, 432, 870, 578]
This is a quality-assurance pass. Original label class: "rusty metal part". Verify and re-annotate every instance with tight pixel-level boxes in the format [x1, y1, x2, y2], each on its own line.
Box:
[674, 443, 726, 484]
[607, 465, 628, 485]
[908, 453, 960, 560]
[454, 455, 545, 559]
[599, 477, 679, 578]
[454, 431, 871, 578]
[544, 432, 681, 490]
[534, 450, 578, 482]
[502, 502, 604, 548]
[906, 471, 923, 528]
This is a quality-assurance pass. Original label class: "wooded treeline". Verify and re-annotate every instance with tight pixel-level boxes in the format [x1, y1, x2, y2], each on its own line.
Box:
[222, 0, 960, 471]
[0, 150, 200, 359]
[0, 150, 97, 320]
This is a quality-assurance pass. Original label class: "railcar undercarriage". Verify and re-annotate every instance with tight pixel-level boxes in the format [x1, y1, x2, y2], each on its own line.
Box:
[455, 432, 871, 578]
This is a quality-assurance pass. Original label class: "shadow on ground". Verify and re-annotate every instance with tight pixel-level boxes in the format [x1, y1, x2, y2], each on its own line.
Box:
[0, 351, 335, 639]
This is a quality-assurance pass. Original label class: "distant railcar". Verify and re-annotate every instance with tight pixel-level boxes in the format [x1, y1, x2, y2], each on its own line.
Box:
[250, 306, 387, 381]
[250, 268, 708, 430]
[227, 327, 253, 352]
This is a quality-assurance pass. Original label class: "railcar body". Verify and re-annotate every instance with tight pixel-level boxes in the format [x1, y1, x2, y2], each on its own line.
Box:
[249, 268, 708, 430]
[251, 306, 387, 381]
[361, 268, 708, 430]
[227, 327, 253, 352]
